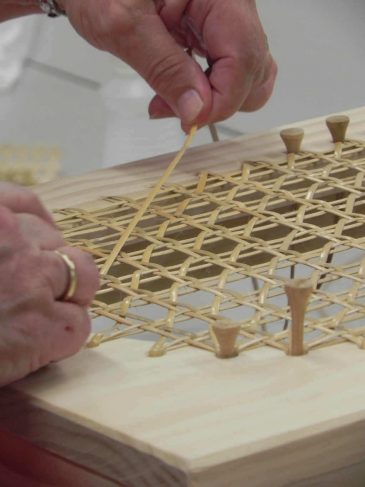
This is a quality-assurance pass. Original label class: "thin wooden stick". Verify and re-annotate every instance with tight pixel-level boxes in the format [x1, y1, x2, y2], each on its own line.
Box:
[101, 126, 198, 275]
[208, 124, 219, 142]
[285, 278, 313, 356]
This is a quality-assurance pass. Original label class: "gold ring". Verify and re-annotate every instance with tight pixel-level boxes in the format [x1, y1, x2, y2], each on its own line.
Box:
[55, 250, 78, 301]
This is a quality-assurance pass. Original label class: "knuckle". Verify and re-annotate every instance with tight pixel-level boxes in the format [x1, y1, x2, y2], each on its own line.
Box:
[27, 189, 40, 204]
[0, 183, 54, 226]
[11, 184, 39, 206]
[94, 3, 137, 47]
[146, 53, 185, 93]
[106, 16, 128, 39]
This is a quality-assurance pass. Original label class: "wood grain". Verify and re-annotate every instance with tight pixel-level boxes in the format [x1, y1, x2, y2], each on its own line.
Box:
[34, 107, 365, 211]
[1, 107, 365, 487]
[2, 339, 365, 486]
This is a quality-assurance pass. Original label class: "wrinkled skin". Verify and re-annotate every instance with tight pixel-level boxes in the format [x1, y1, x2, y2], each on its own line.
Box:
[60, 0, 277, 128]
[0, 183, 99, 386]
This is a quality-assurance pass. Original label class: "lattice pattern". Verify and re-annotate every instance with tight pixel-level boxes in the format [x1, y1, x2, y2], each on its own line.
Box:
[0, 145, 59, 185]
[56, 136, 365, 357]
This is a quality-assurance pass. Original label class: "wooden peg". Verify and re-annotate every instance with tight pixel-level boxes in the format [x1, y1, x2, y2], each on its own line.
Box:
[86, 333, 104, 348]
[326, 115, 350, 158]
[148, 337, 167, 357]
[284, 278, 313, 356]
[280, 128, 304, 168]
[280, 128, 304, 154]
[212, 321, 240, 359]
[326, 115, 349, 142]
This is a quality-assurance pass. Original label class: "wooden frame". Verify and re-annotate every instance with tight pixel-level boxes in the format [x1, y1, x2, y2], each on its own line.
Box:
[1, 107, 365, 486]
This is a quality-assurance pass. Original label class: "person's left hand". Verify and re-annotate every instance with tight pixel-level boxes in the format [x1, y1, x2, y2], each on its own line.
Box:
[0, 183, 99, 386]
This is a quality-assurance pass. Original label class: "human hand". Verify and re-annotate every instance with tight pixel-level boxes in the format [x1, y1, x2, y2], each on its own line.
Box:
[60, 0, 277, 128]
[0, 183, 99, 386]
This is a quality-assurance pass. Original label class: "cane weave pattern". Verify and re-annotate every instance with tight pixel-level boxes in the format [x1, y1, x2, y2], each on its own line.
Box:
[56, 134, 365, 357]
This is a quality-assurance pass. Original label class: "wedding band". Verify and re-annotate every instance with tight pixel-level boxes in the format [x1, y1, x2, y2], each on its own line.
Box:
[55, 250, 78, 301]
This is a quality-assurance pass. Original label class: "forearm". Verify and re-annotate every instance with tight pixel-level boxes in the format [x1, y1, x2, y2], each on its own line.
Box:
[0, 1, 41, 22]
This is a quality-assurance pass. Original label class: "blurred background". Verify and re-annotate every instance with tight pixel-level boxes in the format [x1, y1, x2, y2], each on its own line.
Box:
[0, 0, 364, 182]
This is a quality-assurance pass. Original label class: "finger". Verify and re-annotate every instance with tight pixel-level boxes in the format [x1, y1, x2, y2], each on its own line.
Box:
[17, 214, 65, 250]
[158, 0, 207, 55]
[185, 1, 273, 124]
[157, 0, 190, 29]
[240, 55, 278, 112]
[149, 95, 175, 119]
[0, 182, 56, 227]
[48, 302, 91, 362]
[203, 57, 254, 123]
[149, 17, 272, 124]
[109, 11, 212, 126]
[42, 247, 99, 306]
[150, 56, 277, 123]
[0, 299, 91, 383]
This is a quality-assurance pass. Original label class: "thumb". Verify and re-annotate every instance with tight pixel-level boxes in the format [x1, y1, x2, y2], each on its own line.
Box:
[113, 14, 212, 126]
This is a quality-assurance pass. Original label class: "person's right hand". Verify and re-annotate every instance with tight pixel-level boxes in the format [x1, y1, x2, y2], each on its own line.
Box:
[0, 183, 99, 387]
[60, 0, 277, 129]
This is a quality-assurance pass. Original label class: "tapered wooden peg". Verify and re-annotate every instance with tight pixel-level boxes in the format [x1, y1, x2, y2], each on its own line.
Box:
[148, 337, 167, 357]
[326, 115, 349, 158]
[212, 321, 240, 359]
[87, 333, 104, 348]
[285, 278, 313, 356]
[326, 115, 349, 143]
[280, 128, 304, 168]
[280, 128, 304, 154]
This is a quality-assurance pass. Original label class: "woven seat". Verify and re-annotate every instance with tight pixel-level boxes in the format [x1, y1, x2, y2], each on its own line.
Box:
[56, 130, 365, 358]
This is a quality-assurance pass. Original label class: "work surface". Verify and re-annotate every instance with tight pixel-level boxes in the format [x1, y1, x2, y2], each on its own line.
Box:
[2, 107, 365, 487]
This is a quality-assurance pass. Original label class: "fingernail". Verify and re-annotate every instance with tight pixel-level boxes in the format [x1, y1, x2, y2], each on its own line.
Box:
[176, 90, 204, 124]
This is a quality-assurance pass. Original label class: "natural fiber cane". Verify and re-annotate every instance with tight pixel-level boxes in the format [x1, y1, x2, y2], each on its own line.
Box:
[55, 117, 365, 358]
